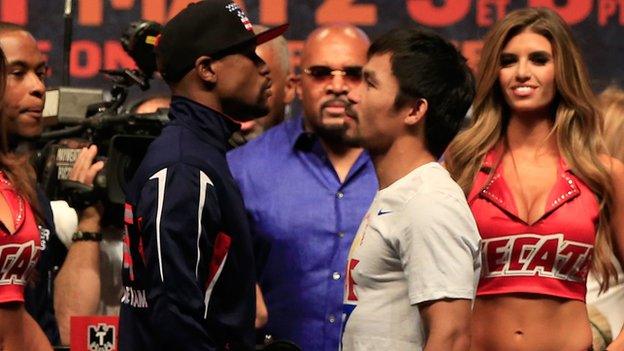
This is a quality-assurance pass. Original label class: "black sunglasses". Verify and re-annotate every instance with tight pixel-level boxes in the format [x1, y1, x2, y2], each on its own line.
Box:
[303, 65, 363, 83]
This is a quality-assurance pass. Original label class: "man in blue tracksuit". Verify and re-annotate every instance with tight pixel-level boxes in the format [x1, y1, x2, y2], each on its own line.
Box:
[118, 1, 288, 350]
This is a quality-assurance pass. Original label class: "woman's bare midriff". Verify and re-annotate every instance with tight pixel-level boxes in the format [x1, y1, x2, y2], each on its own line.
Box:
[471, 294, 593, 351]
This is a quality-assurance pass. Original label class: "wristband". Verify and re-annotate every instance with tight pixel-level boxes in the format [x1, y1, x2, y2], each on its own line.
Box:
[72, 231, 102, 242]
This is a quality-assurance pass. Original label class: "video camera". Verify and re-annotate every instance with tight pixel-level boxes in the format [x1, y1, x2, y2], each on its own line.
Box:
[37, 20, 167, 212]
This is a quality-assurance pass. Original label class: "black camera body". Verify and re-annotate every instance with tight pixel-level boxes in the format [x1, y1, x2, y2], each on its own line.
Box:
[37, 20, 166, 212]
[37, 104, 168, 209]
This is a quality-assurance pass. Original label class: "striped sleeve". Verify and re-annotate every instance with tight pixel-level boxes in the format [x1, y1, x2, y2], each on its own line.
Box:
[136, 162, 222, 350]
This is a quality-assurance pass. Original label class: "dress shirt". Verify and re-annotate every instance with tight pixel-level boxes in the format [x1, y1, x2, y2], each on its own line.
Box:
[228, 115, 377, 351]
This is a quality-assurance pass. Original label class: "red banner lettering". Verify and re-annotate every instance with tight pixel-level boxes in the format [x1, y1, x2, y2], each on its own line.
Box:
[1, 0, 28, 25]
[406, 0, 470, 27]
[260, 0, 287, 25]
[78, 0, 103, 26]
[476, 0, 510, 27]
[598, 0, 624, 25]
[142, 0, 196, 23]
[528, 0, 593, 24]
[461, 40, 484, 72]
[316, 0, 377, 25]
[111, 0, 135, 9]
[70, 40, 101, 79]
[103, 40, 135, 70]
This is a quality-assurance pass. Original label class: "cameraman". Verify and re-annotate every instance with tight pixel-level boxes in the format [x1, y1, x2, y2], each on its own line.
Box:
[0, 22, 103, 346]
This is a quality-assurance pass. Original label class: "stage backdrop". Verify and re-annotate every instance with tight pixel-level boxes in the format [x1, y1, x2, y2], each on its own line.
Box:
[4, 0, 624, 91]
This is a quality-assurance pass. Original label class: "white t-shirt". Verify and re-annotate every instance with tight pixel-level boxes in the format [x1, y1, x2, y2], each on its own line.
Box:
[342, 162, 481, 351]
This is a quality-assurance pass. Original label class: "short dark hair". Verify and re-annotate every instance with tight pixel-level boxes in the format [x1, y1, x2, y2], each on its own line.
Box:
[368, 27, 475, 158]
[0, 22, 26, 34]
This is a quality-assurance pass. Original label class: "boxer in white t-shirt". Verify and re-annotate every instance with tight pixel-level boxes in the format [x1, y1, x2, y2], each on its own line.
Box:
[341, 28, 480, 351]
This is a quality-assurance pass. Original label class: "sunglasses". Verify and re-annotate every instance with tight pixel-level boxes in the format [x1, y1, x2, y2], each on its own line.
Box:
[303, 66, 363, 83]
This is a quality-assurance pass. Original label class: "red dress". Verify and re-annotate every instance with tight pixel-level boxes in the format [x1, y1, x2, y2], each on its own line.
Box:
[0, 171, 41, 303]
[468, 146, 598, 301]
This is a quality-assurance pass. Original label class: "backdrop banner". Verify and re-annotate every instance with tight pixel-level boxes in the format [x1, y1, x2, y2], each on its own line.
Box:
[4, 0, 623, 90]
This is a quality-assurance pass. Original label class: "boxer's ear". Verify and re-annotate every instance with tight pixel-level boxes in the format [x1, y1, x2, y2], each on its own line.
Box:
[195, 56, 216, 84]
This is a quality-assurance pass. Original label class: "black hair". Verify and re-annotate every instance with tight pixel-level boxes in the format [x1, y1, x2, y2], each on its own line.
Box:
[0, 22, 26, 34]
[368, 27, 475, 158]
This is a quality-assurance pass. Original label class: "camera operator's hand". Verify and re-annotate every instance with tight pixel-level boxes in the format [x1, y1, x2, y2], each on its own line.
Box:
[69, 145, 104, 187]
[69, 145, 105, 233]
[55, 144, 104, 345]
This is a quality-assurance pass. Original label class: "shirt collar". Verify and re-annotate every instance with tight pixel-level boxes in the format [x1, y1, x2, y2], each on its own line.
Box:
[286, 114, 317, 151]
[284, 114, 373, 182]
[474, 142, 581, 225]
[481, 143, 503, 172]
[169, 96, 241, 152]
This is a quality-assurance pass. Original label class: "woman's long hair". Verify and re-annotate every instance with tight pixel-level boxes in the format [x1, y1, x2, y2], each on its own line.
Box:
[0, 47, 39, 214]
[600, 86, 624, 161]
[445, 8, 616, 292]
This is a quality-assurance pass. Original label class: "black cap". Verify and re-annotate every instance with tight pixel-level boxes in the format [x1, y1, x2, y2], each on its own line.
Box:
[156, 0, 288, 82]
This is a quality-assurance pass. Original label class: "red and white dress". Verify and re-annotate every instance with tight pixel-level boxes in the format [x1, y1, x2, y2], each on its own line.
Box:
[0, 171, 41, 303]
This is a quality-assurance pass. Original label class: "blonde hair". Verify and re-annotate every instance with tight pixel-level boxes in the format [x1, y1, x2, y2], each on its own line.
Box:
[445, 8, 616, 292]
[600, 86, 624, 162]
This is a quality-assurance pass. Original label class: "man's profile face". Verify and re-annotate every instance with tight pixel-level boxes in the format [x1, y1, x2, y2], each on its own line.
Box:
[214, 46, 272, 122]
[345, 53, 405, 152]
[298, 30, 368, 141]
[239, 41, 290, 139]
[0, 30, 46, 138]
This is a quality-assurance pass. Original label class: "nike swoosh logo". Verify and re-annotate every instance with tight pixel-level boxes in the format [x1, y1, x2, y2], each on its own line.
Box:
[377, 209, 392, 216]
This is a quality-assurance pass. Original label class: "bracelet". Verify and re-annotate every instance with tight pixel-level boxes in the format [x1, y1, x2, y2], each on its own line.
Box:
[71, 231, 102, 242]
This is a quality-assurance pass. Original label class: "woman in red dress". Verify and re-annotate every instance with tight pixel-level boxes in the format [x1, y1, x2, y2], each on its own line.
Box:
[446, 8, 624, 351]
[0, 46, 52, 350]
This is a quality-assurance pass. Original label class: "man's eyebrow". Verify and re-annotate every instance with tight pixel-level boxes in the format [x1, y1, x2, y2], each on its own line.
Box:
[7, 60, 47, 69]
[7, 60, 27, 68]
[363, 69, 378, 84]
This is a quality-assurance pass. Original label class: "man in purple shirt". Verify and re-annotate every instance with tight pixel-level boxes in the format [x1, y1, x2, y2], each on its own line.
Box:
[227, 24, 377, 350]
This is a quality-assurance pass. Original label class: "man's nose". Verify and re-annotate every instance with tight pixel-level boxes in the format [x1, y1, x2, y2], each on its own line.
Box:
[326, 72, 348, 95]
[253, 53, 270, 77]
[347, 82, 362, 105]
[259, 62, 270, 77]
[29, 72, 45, 98]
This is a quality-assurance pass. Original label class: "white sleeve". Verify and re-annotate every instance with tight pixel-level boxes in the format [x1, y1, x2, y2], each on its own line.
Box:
[395, 192, 481, 305]
[50, 200, 78, 248]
